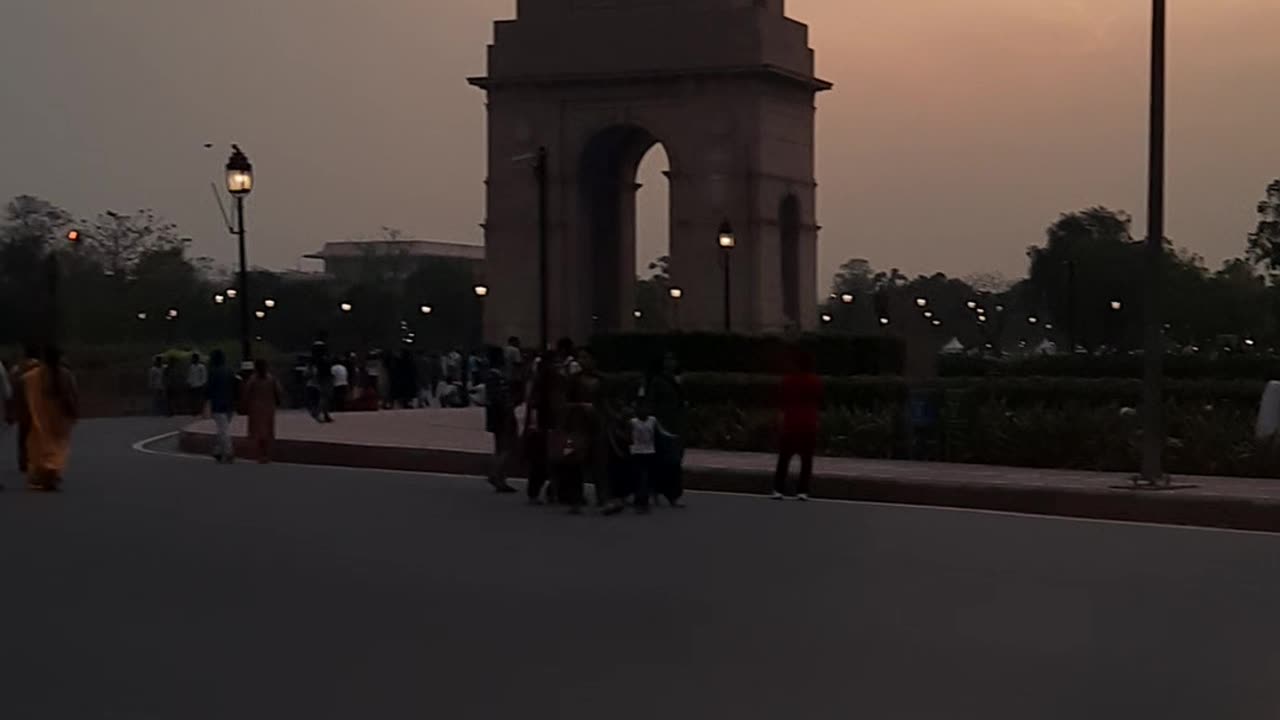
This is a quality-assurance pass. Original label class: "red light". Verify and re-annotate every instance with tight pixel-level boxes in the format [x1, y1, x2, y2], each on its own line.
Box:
[66, 230, 80, 243]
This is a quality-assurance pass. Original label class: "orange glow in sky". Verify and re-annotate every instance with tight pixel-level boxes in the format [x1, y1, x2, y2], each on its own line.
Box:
[0, 0, 1277, 284]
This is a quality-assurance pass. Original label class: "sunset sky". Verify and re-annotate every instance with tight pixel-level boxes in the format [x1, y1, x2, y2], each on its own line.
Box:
[1, 0, 1277, 287]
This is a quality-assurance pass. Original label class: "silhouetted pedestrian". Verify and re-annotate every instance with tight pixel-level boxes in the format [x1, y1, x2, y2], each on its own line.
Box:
[643, 351, 688, 507]
[773, 348, 822, 501]
[523, 353, 557, 504]
[243, 359, 282, 463]
[484, 346, 519, 494]
[205, 349, 236, 463]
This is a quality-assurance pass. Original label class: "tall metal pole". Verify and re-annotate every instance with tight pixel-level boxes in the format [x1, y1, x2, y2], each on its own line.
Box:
[536, 146, 549, 351]
[722, 248, 732, 332]
[1065, 259, 1077, 352]
[236, 196, 251, 367]
[1141, 0, 1167, 484]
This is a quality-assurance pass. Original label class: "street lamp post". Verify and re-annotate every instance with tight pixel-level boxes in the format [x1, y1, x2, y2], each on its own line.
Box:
[226, 145, 254, 369]
[535, 147, 549, 351]
[1141, 0, 1168, 485]
[718, 220, 735, 332]
[474, 284, 489, 347]
[1064, 259, 1078, 352]
[669, 286, 683, 330]
[514, 147, 550, 350]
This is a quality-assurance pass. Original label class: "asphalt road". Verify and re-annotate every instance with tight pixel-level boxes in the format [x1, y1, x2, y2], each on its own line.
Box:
[2, 418, 1280, 719]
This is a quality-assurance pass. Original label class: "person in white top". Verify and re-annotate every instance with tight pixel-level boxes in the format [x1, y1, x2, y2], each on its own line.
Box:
[186, 353, 208, 416]
[628, 403, 667, 514]
[330, 360, 350, 413]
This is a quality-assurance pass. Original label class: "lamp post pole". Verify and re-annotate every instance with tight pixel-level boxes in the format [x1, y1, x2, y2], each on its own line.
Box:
[536, 146, 549, 351]
[718, 220, 735, 333]
[235, 195, 250, 365]
[225, 145, 254, 370]
[1141, 0, 1167, 485]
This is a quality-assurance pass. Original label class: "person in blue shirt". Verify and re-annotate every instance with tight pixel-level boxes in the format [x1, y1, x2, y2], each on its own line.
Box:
[205, 349, 238, 463]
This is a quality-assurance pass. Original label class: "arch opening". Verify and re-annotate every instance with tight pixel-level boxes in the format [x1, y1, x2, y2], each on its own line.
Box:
[579, 125, 667, 333]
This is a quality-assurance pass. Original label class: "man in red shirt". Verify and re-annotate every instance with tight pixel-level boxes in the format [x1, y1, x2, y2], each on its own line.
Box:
[774, 348, 823, 500]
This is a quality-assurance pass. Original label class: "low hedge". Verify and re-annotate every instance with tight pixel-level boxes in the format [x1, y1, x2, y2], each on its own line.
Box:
[591, 332, 905, 376]
[939, 353, 1280, 380]
[658, 373, 1264, 411]
[605, 373, 1276, 477]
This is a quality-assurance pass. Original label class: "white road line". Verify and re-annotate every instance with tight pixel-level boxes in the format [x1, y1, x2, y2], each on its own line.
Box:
[129, 432, 1280, 538]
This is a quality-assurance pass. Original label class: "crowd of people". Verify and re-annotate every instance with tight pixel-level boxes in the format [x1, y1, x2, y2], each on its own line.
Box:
[481, 337, 691, 515]
[2, 332, 826, 505]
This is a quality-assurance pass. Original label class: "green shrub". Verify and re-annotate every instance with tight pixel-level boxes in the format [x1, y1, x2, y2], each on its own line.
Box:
[940, 353, 1280, 380]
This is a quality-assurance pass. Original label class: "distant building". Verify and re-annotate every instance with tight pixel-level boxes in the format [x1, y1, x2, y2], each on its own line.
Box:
[305, 239, 484, 284]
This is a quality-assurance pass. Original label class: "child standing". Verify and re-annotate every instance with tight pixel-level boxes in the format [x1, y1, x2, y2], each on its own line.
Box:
[629, 403, 662, 514]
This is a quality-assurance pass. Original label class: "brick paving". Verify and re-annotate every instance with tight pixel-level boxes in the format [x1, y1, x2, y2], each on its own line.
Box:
[181, 408, 1280, 531]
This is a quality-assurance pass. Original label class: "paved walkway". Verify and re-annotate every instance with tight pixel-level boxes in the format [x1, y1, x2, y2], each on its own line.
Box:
[181, 408, 1280, 532]
[12, 418, 1280, 718]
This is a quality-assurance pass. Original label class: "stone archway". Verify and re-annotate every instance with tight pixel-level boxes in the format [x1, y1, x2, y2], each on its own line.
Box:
[471, 0, 830, 343]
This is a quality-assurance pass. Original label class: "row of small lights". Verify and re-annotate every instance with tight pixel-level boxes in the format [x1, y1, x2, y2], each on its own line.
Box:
[822, 295, 1128, 329]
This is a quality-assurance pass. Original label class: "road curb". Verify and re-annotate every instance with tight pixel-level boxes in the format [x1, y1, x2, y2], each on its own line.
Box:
[178, 430, 1280, 533]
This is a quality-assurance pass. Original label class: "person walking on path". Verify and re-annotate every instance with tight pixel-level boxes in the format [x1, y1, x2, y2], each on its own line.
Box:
[330, 357, 349, 413]
[186, 352, 208, 416]
[522, 353, 556, 504]
[483, 346, 519, 494]
[773, 348, 823, 501]
[11, 344, 40, 476]
[242, 359, 282, 463]
[642, 351, 688, 507]
[204, 349, 237, 463]
[566, 348, 609, 509]
[18, 345, 78, 492]
[148, 356, 167, 416]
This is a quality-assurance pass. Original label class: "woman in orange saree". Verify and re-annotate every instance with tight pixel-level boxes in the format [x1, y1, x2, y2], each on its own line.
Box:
[20, 345, 78, 492]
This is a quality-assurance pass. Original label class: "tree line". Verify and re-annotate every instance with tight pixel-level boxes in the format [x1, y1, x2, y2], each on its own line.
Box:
[0, 197, 482, 354]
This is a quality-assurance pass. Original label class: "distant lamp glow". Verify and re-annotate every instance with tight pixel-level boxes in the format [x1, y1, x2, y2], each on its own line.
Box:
[966, 301, 978, 310]
[340, 302, 353, 313]
[1245, 338, 1257, 347]
[255, 310, 266, 319]
[717, 220, 736, 249]
[840, 293, 855, 305]
[923, 310, 934, 319]
[915, 297, 928, 308]
[879, 317, 890, 326]
[979, 316, 989, 324]
[669, 287, 683, 300]
[214, 294, 225, 305]
[136, 312, 147, 321]
[634, 309, 643, 319]
[995, 304, 1006, 312]
[1110, 300, 1123, 311]
[66, 230, 81, 243]
[931, 319, 942, 327]
[821, 313, 833, 324]
[420, 305, 433, 315]
[166, 308, 178, 319]
[1027, 316, 1039, 325]
[263, 298, 276, 309]
[225, 288, 238, 299]
[474, 284, 490, 298]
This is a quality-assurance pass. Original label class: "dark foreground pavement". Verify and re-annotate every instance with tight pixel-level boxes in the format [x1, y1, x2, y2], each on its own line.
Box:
[4, 418, 1280, 719]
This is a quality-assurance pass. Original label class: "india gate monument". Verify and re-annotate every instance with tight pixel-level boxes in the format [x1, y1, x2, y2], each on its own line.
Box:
[470, 0, 830, 343]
